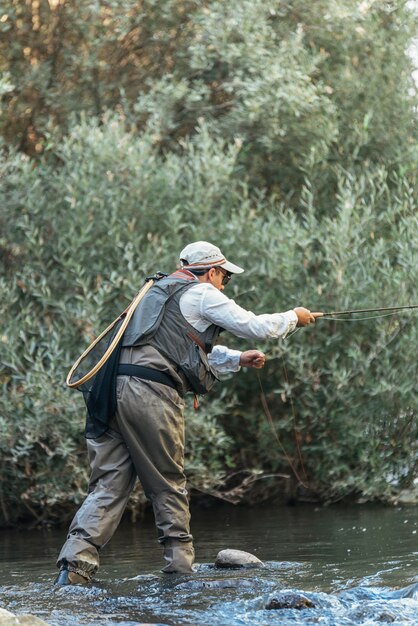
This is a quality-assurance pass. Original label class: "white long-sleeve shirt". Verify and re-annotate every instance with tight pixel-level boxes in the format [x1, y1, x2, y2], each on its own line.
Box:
[179, 283, 298, 374]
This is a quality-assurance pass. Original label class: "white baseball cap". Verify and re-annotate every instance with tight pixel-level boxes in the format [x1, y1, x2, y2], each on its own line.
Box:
[179, 241, 244, 274]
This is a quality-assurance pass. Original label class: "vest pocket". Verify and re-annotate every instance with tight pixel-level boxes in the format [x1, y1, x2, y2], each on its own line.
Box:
[179, 344, 219, 395]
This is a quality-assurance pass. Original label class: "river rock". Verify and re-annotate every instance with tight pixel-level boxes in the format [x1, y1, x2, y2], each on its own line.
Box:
[348, 606, 396, 623]
[215, 549, 264, 569]
[390, 486, 418, 505]
[385, 582, 418, 599]
[265, 591, 315, 610]
[0, 608, 51, 625]
[175, 577, 258, 590]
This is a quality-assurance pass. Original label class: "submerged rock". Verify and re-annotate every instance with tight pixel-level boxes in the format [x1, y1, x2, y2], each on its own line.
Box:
[384, 582, 418, 600]
[175, 577, 258, 590]
[0, 608, 50, 625]
[265, 591, 315, 610]
[215, 549, 264, 569]
[347, 605, 396, 623]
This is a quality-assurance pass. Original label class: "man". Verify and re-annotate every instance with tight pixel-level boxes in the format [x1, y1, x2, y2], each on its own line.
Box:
[56, 241, 319, 585]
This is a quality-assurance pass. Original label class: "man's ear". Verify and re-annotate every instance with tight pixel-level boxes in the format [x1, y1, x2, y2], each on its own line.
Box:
[206, 268, 215, 282]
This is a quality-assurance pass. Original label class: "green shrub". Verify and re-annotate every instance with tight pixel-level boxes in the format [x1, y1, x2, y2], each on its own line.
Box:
[1, 117, 417, 524]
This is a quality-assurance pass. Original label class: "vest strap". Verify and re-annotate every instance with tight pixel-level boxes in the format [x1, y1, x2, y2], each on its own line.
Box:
[118, 364, 178, 392]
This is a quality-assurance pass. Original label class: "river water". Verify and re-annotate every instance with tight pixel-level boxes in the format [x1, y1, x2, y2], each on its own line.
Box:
[0, 503, 417, 625]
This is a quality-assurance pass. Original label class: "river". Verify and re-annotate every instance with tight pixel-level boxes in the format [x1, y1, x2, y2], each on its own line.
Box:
[0, 503, 417, 625]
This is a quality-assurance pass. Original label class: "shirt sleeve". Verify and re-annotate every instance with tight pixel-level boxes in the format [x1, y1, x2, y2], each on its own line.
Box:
[208, 345, 242, 373]
[198, 285, 298, 340]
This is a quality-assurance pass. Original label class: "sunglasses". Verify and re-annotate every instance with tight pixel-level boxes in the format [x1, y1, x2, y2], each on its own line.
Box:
[217, 268, 232, 286]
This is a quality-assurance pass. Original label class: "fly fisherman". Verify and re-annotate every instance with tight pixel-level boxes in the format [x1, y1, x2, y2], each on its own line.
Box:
[55, 241, 320, 585]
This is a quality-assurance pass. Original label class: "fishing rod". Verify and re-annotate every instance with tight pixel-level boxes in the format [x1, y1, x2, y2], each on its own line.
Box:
[317, 304, 418, 317]
[262, 301, 417, 489]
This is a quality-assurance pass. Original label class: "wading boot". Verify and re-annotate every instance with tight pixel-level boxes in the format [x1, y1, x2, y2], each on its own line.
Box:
[161, 539, 195, 574]
[54, 568, 90, 586]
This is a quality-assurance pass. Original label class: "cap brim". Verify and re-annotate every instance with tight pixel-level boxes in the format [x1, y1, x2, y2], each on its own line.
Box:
[220, 260, 245, 274]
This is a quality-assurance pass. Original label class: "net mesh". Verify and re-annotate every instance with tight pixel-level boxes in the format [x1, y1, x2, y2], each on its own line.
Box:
[65, 276, 160, 437]
[66, 278, 156, 390]
[67, 317, 122, 392]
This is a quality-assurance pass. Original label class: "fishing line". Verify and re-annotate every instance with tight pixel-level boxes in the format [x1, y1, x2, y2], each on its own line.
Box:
[286, 327, 302, 338]
[280, 353, 308, 484]
[256, 325, 311, 488]
[256, 371, 309, 489]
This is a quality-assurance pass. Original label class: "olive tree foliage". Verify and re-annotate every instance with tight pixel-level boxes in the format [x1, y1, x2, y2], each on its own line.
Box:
[1, 0, 416, 205]
[0, 0, 417, 524]
[0, 118, 417, 524]
[230, 170, 418, 503]
[0, 119, 240, 524]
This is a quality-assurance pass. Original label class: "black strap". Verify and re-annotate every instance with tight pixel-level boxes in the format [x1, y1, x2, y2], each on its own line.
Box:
[117, 364, 178, 391]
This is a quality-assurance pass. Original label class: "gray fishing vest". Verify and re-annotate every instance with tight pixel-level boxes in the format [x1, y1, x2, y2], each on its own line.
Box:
[121, 270, 223, 394]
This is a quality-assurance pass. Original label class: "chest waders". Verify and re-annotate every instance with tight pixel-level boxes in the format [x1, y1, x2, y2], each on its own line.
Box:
[57, 270, 222, 580]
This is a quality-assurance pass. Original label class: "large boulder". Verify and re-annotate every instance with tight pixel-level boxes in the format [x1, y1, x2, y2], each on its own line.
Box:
[215, 549, 264, 569]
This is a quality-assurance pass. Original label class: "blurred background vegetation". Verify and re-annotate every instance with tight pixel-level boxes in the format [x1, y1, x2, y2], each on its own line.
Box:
[1, 0, 417, 526]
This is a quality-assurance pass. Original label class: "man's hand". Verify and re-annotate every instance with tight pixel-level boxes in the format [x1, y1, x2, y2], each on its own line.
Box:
[239, 350, 266, 369]
[293, 307, 323, 327]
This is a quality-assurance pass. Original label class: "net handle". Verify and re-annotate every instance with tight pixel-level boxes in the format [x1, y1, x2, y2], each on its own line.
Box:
[66, 279, 155, 389]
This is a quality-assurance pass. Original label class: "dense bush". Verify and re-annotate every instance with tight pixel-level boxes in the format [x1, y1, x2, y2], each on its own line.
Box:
[0, 117, 416, 524]
[1, 0, 417, 524]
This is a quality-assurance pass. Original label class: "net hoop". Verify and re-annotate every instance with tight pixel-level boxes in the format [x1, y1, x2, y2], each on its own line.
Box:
[66, 279, 154, 389]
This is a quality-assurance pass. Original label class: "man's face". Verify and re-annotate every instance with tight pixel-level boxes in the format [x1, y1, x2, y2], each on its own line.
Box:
[209, 267, 231, 292]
